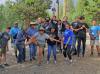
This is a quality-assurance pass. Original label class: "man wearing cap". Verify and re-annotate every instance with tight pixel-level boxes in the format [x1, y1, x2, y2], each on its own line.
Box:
[9, 22, 21, 58]
[26, 22, 38, 61]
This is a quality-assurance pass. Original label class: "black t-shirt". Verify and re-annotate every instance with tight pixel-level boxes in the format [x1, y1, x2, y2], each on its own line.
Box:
[71, 22, 79, 35]
[50, 20, 58, 35]
[77, 22, 89, 38]
[61, 21, 69, 32]
[47, 32, 58, 45]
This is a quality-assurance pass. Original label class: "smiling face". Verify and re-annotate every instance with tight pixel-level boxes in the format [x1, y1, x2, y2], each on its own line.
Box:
[65, 24, 70, 30]
[37, 18, 42, 24]
[51, 28, 55, 33]
[39, 30, 45, 35]
[92, 20, 96, 26]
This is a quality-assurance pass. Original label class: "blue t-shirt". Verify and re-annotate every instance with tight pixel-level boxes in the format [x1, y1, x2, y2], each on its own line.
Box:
[63, 29, 73, 45]
[98, 25, 100, 30]
[9, 27, 21, 39]
[90, 25, 100, 40]
[26, 27, 38, 37]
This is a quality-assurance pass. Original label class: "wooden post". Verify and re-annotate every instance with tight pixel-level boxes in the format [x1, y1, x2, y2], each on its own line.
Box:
[63, 0, 67, 17]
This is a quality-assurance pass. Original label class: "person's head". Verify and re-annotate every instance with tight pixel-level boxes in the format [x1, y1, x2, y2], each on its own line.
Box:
[52, 15, 56, 21]
[6, 27, 11, 32]
[92, 20, 97, 26]
[63, 16, 68, 21]
[30, 22, 37, 28]
[74, 16, 80, 22]
[45, 17, 50, 23]
[39, 27, 45, 35]
[42, 18, 46, 23]
[79, 16, 85, 22]
[37, 17, 42, 24]
[65, 24, 70, 30]
[51, 28, 56, 33]
[14, 22, 18, 27]
[57, 20, 62, 25]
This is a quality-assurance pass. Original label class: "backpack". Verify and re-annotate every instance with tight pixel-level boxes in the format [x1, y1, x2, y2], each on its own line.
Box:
[89, 29, 96, 40]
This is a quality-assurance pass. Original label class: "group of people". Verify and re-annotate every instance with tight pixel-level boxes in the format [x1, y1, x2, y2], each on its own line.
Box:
[0, 15, 100, 68]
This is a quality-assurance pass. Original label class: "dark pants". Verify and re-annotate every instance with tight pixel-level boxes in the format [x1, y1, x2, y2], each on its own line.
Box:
[23, 47, 26, 61]
[63, 45, 72, 60]
[77, 37, 86, 57]
[16, 44, 25, 63]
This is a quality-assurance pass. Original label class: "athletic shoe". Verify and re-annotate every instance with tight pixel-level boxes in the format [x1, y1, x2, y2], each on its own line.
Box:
[0, 65, 4, 69]
[47, 61, 49, 64]
[4, 63, 9, 67]
[69, 60, 73, 63]
[54, 61, 57, 64]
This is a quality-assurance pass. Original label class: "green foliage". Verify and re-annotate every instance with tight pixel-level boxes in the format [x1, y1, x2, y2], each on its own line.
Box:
[0, 0, 52, 28]
[75, 0, 100, 24]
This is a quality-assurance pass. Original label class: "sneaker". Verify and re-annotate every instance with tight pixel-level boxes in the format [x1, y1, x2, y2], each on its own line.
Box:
[98, 53, 100, 57]
[4, 63, 9, 67]
[33, 57, 36, 60]
[54, 61, 57, 64]
[65, 58, 68, 61]
[47, 61, 49, 64]
[0, 65, 4, 69]
[37, 63, 41, 66]
[90, 53, 93, 56]
[69, 60, 73, 63]
[30, 59, 32, 61]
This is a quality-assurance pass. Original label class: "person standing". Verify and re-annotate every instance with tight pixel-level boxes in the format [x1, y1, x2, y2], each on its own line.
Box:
[34, 27, 60, 65]
[9, 22, 21, 58]
[50, 16, 58, 36]
[61, 16, 70, 33]
[16, 29, 26, 63]
[0, 29, 4, 68]
[71, 17, 80, 55]
[47, 28, 58, 64]
[77, 16, 89, 57]
[1, 27, 10, 66]
[43, 17, 51, 34]
[34, 27, 49, 65]
[57, 20, 63, 53]
[89, 20, 100, 56]
[26, 22, 37, 61]
[63, 24, 73, 63]
[36, 17, 43, 30]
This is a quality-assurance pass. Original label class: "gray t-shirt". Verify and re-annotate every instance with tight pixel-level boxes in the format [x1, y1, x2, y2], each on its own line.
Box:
[34, 32, 49, 45]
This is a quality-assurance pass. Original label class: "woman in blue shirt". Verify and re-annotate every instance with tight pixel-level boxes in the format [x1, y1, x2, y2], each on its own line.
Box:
[63, 24, 74, 63]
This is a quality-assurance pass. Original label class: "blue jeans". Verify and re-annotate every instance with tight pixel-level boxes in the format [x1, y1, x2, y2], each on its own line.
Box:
[72, 34, 77, 54]
[16, 44, 24, 63]
[47, 45, 56, 61]
[29, 44, 37, 60]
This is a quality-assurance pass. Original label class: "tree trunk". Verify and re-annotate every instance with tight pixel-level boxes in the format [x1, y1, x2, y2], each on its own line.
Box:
[63, 0, 67, 17]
